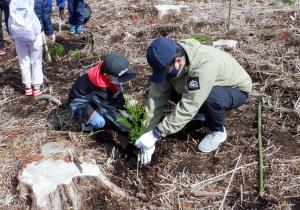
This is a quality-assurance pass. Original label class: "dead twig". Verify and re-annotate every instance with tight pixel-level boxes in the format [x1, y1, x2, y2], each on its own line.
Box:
[219, 153, 242, 210]
[35, 94, 62, 106]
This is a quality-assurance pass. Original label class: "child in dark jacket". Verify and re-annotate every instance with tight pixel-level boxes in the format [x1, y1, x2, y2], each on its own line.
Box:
[6, 0, 55, 96]
[68, 52, 136, 132]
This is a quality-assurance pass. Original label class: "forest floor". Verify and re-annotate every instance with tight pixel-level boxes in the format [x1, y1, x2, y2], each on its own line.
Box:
[0, 0, 299, 209]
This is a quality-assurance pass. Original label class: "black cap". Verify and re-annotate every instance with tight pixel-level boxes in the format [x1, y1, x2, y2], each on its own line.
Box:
[103, 52, 136, 84]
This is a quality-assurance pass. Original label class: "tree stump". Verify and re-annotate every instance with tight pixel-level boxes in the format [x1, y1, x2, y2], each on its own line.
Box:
[18, 142, 129, 210]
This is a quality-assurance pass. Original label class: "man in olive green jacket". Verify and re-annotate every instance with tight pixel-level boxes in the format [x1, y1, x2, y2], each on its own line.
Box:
[135, 37, 252, 165]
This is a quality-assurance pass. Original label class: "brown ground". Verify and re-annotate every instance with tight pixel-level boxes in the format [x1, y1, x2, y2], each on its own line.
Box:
[0, 0, 300, 209]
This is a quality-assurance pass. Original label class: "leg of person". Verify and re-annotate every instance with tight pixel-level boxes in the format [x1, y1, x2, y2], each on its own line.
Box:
[88, 110, 106, 130]
[30, 33, 46, 96]
[57, 0, 65, 20]
[74, 0, 84, 33]
[68, 0, 76, 33]
[0, 6, 5, 55]
[198, 86, 248, 152]
[3, 1, 9, 34]
[15, 40, 33, 96]
[47, 0, 53, 13]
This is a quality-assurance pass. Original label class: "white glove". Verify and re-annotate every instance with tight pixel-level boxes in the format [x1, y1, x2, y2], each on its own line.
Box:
[139, 146, 155, 165]
[48, 34, 56, 44]
[135, 131, 157, 149]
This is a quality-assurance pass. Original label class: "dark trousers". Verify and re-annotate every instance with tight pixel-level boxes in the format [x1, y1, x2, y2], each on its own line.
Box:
[170, 86, 248, 132]
[68, 0, 84, 25]
[0, 6, 4, 48]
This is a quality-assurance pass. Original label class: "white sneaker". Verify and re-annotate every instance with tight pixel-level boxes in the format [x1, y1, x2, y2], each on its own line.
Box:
[198, 127, 227, 153]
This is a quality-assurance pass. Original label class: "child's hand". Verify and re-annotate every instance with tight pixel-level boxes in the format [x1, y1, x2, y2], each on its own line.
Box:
[47, 34, 56, 44]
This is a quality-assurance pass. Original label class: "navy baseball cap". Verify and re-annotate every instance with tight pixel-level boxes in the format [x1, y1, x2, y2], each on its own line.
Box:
[146, 37, 177, 83]
[103, 52, 136, 84]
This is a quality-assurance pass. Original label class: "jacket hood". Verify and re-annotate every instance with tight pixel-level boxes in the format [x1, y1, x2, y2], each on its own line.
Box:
[87, 61, 118, 92]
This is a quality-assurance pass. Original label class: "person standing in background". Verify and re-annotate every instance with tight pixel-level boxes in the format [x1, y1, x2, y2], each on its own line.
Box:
[7, 0, 55, 96]
[68, 0, 84, 34]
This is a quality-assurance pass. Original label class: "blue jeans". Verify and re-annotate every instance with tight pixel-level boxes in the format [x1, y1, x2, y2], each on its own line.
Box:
[170, 86, 249, 132]
[81, 111, 106, 132]
[68, 0, 84, 25]
[47, 0, 65, 11]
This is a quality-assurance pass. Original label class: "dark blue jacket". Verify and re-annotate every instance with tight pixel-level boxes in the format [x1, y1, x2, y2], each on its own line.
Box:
[2, 0, 54, 36]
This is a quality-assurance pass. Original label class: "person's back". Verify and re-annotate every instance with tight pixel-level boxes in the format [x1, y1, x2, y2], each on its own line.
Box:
[177, 39, 252, 93]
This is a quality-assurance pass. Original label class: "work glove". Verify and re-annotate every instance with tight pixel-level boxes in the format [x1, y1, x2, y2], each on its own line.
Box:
[139, 146, 155, 165]
[47, 34, 56, 44]
[135, 131, 157, 149]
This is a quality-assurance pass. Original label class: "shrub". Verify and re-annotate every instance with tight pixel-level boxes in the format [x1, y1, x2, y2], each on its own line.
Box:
[282, 0, 294, 4]
[69, 50, 85, 59]
[187, 34, 211, 43]
[49, 43, 65, 60]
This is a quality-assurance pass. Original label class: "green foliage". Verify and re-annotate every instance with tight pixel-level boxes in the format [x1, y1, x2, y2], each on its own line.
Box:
[69, 50, 85, 59]
[282, 0, 294, 4]
[139, 11, 147, 19]
[187, 34, 211, 43]
[49, 43, 65, 60]
[117, 96, 147, 144]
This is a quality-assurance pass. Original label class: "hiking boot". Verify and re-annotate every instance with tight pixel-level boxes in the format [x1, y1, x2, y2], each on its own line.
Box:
[32, 84, 47, 96]
[24, 87, 33, 96]
[198, 127, 227, 153]
[69, 24, 76, 34]
[59, 8, 65, 21]
[0, 48, 6, 56]
[76, 25, 84, 34]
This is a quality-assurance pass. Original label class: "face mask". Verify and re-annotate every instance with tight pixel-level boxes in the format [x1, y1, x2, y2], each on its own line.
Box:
[167, 67, 178, 79]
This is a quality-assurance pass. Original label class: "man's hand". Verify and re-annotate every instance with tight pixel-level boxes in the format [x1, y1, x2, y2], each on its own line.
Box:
[139, 146, 155, 165]
[135, 131, 157, 149]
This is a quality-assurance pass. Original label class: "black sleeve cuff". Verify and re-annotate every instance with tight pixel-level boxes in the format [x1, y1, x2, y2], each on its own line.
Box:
[152, 127, 163, 139]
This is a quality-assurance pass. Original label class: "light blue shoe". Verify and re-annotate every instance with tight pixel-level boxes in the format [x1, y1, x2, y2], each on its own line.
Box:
[76, 25, 84, 34]
[69, 24, 76, 34]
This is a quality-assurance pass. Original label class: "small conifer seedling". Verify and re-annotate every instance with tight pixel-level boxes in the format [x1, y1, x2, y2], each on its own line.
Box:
[117, 96, 147, 144]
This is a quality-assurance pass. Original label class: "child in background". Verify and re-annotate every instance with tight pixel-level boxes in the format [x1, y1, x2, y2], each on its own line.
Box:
[8, 0, 55, 96]
[68, 0, 85, 34]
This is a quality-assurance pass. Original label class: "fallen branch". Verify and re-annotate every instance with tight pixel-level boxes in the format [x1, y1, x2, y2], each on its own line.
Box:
[35, 94, 62, 106]
[193, 191, 223, 197]
[219, 153, 242, 210]
[258, 102, 264, 196]
[191, 161, 257, 190]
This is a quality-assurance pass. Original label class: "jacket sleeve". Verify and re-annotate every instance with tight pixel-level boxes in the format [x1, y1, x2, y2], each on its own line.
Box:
[41, 0, 53, 36]
[144, 81, 172, 132]
[111, 85, 126, 110]
[157, 61, 218, 137]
